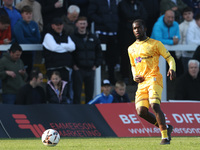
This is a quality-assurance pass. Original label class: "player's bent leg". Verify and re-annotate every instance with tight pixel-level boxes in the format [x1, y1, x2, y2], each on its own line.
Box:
[136, 106, 158, 127]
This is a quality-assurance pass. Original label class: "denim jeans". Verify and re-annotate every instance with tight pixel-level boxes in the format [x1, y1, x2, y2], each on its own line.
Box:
[2, 94, 16, 104]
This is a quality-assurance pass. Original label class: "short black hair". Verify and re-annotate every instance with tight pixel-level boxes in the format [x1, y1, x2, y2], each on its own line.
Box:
[29, 68, 41, 80]
[0, 15, 10, 24]
[8, 43, 22, 53]
[21, 5, 32, 13]
[182, 7, 193, 14]
[133, 19, 146, 28]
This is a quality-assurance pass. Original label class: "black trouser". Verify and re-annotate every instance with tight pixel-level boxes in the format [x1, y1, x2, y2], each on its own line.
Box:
[73, 69, 95, 104]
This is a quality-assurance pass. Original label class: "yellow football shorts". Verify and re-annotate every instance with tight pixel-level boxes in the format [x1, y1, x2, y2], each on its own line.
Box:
[135, 84, 162, 109]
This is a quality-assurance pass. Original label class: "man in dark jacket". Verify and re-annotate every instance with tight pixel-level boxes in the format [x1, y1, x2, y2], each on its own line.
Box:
[71, 16, 102, 104]
[88, 0, 119, 84]
[175, 59, 200, 100]
[15, 69, 46, 105]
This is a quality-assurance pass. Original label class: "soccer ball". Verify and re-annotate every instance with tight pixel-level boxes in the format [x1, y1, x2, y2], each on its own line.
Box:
[41, 129, 60, 147]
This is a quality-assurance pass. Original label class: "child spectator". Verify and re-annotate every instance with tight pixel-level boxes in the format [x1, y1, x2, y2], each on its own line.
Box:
[111, 81, 130, 103]
[46, 71, 71, 104]
[88, 79, 113, 104]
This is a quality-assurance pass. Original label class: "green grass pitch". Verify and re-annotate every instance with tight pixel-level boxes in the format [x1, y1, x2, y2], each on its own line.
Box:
[0, 137, 199, 150]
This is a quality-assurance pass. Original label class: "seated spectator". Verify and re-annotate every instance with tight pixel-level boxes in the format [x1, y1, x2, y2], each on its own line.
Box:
[42, 17, 75, 103]
[0, 43, 27, 104]
[175, 59, 200, 100]
[88, 79, 113, 104]
[178, 7, 195, 73]
[71, 16, 102, 104]
[15, 68, 46, 105]
[15, 0, 43, 32]
[46, 71, 70, 104]
[0, 15, 11, 45]
[62, 5, 80, 35]
[0, 0, 22, 41]
[111, 81, 130, 103]
[14, 5, 41, 76]
[182, 0, 200, 18]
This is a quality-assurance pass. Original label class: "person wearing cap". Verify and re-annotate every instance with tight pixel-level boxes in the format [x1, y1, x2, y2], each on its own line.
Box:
[88, 79, 113, 104]
[42, 17, 75, 104]
[0, 43, 28, 104]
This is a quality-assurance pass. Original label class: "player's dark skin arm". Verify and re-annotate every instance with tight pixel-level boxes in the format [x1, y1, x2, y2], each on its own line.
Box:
[167, 69, 176, 80]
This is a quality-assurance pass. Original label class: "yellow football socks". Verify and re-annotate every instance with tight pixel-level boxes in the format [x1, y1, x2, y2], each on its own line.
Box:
[161, 130, 168, 139]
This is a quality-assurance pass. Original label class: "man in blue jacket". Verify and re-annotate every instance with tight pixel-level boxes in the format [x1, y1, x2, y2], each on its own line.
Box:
[14, 5, 41, 75]
[151, 9, 180, 45]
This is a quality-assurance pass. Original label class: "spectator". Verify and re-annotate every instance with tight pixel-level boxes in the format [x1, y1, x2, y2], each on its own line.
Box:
[186, 13, 200, 46]
[182, 0, 200, 18]
[175, 59, 200, 100]
[151, 10, 180, 45]
[14, 5, 41, 76]
[42, 17, 75, 103]
[46, 71, 71, 104]
[0, 0, 22, 40]
[68, 0, 89, 17]
[71, 16, 102, 104]
[15, 0, 43, 32]
[88, 0, 119, 84]
[0, 15, 11, 45]
[88, 79, 113, 104]
[61, 5, 80, 35]
[160, 0, 187, 23]
[38, 0, 68, 36]
[111, 80, 130, 103]
[178, 7, 195, 72]
[151, 10, 181, 76]
[15, 68, 46, 105]
[118, 0, 147, 84]
[193, 45, 200, 62]
[0, 43, 27, 104]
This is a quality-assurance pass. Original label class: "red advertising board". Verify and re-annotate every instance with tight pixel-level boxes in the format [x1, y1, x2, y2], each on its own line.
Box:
[96, 102, 200, 137]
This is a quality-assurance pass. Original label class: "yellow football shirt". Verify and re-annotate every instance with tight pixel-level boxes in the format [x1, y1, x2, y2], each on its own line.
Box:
[128, 37, 176, 88]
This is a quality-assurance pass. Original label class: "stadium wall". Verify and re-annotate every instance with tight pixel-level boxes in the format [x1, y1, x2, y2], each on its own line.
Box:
[0, 102, 200, 138]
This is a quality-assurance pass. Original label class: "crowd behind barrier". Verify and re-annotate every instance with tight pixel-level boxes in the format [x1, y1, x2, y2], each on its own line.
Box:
[0, 43, 198, 102]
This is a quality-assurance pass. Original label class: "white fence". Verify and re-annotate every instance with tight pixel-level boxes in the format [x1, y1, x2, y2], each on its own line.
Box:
[0, 44, 198, 100]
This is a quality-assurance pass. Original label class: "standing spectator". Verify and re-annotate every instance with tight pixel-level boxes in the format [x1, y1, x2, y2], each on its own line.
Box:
[0, 43, 27, 104]
[71, 16, 102, 104]
[193, 45, 200, 62]
[38, 0, 68, 36]
[160, 0, 187, 23]
[111, 80, 130, 103]
[140, 0, 160, 37]
[46, 71, 70, 104]
[0, 15, 11, 45]
[61, 5, 80, 35]
[151, 10, 181, 76]
[88, 0, 119, 84]
[175, 59, 200, 100]
[88, 79, 113, 104]
[182, 0, 200, 17]
[42, 17, 75, 103]
[15, 68, 46, 105]
[178, 7, 195, 72]
[15, 0, 43, 32]
[14, 5, 41, 76]
[118, 0, 147, 84]
[0, 0, 22, 40]
[186, 13, 200, 46]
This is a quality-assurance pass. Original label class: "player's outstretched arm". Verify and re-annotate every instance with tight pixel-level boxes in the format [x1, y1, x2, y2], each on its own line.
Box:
[167, 69, 176, 80]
